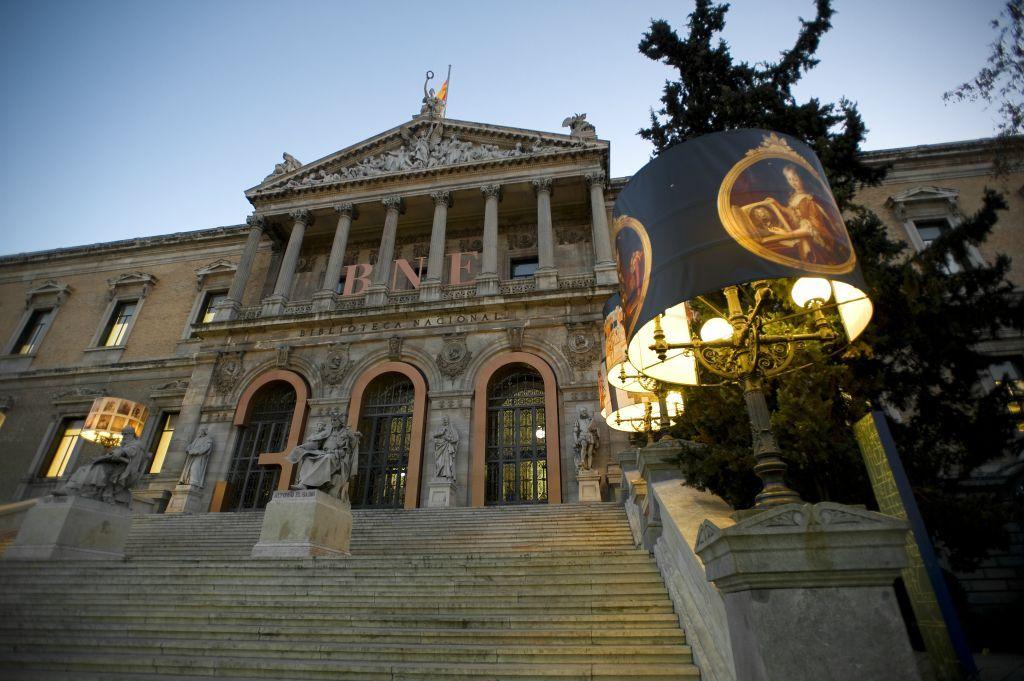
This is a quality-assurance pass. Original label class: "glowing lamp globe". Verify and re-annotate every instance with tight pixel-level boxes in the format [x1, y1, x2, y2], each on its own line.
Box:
[699, 317, 733, 342]
[81, 397, 148, 447]
[791, 277, 833, 308]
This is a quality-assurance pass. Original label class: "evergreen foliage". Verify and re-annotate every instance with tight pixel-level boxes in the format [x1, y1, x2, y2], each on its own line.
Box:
[640, 0, 1024, 570]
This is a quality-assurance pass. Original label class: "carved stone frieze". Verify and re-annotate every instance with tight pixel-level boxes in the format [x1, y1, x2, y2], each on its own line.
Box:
[563, 323, 599, 370]
[52, 386, 107, 404]
[507, 326, 525, 351]
[555, 225, 588, 245]
[275, 344, 291, 368]
[436, 334, 473, 379]
[459, 238, 483, 253]
[388, 336, 403, 361]
[321, 343, 351, 386]
[153, 379, 189, 392]
[507, 228, 537, 250]
[212, 351, 244, 396]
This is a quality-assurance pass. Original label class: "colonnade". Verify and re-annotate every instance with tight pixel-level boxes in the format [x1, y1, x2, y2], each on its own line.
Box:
[214, 172, 616, 321]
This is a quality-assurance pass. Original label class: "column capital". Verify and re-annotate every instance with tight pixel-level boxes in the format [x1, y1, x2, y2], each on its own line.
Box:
[289, 208, 312, 226]
[333, 203, 359, 219]
[382, 195, 405, 213]
[531, 177, 554, 195]
[246, 213, 266, 230]
[430, 190, 453, 207]
[481, 184, 502, 201]
[584, 171, 607, 189]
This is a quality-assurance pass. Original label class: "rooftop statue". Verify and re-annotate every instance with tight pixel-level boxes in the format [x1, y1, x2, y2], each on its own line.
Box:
[52, 425, 149, 506]
[288, 411, 361, 502]
[263, 152, 303, 181]
[420, 70, 444, 118]
[562, 113, 597, 140]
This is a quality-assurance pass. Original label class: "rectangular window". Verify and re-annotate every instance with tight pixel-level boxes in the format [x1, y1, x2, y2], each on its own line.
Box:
[913, 218, 963, 273]
[102, 300, 137, 346]
[43, 419, 85, 478]
[199, 292, 227, 324]
[987, 360, 1024, 433]
[510, 257, 539, 279]
[14, 308, 53, 355]
[149, 412, 176, 473]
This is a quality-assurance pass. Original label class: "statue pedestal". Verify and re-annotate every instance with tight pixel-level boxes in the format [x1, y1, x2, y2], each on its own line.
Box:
[312, 290, 336, 312]
[475, 274, 500, 297]
[419, 280, 442, 302]
[533, 268, 558, 291]
[251, 489, 352, 558]
[166, 483, 206, 515]
[577, 469, 603, 502]
[695, 502, 920, 681]
[427, 479, 457, 508]
[5, 495, 131, 561]
[364, 286, 388, 307]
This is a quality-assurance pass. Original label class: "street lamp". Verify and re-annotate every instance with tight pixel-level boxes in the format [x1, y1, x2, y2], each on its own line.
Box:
[80, 397, 149, 448]
[613, 128, 873, 509]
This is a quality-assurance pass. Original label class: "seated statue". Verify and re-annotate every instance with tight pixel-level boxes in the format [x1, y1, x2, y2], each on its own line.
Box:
[287, 412, 361, 502]
[53, 425, 150, 506]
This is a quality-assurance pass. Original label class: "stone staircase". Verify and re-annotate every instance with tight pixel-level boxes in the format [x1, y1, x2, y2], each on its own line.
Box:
[0, 502, 700, 680]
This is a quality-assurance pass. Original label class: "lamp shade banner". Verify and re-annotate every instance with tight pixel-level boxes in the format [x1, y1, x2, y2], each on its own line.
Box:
[612, 129, 869, 342]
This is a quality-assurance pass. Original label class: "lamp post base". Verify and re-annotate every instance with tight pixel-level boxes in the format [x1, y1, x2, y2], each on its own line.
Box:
[742, 375, 802, 510]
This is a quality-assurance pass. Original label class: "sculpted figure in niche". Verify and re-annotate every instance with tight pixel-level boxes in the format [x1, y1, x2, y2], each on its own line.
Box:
[432, 416, 458, 481]
[573, 408, 600, 472]
[288, 411, 362, 502]
[53, 425, 149, 506]
[179, 428, 214, 488]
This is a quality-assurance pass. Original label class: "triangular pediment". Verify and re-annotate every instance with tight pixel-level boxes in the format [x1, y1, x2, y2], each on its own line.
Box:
[886, 186, 959, 205]
[247, 116, 607, 200]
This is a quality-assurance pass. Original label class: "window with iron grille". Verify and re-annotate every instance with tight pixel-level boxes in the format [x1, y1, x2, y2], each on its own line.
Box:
[353, 373, 415, 508]
[226, 382, 295, 510]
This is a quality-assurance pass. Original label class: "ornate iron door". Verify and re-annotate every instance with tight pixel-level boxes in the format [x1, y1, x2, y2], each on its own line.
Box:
[226, 383, 295, 511]
[486, 368, 547, 505]
[353, 374, 414, 508]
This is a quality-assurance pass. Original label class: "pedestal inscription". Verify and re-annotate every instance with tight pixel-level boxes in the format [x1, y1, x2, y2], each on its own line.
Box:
[251, 489, 353, 558]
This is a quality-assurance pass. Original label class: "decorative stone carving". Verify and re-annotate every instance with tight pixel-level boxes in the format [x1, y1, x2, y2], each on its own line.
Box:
[53, 386, 107, 403]
[481, 184, 502, 200]
[287, 411, 362, 502]
[153, 379, 188, 392]
[459, 238, 483, 252]
[0, 395, 13, 413]
[52, 426, 149, 506]
[106, 272, 157, 300]
[388, 336, 402, 361]
[212, 351, 244, 395]
[246, 213, 266, 230]
[275, 344, 291, 367]
[431, 190, 453, 207]
[411, 242, 429, 259]
[436, 334, 472, 379]
[507, 326, 525, 351]
[507, 227, 537, 250]
[193, 259, 236, 291]
[267, 130, 562, 191]
[289, 208, 312, 226]
[334, 202, 358, 219]
[295, 256, 315, 273]
[25, 280, 72, 308]
[432, 415, 458, 482]
[264, 152, 302, 181]
[179, 428, 213, 488]
[531, 177, 554, 194]
[563, 323, 598, 370]
[555, 225, 589, 245]
[321, 343, 351, 386]
[420, 70, 445, 118]
[382, 195, 405, 213]
[562, 113, 597, 140]
[573, 407, 600, 472]
[584, 170, 607, 189]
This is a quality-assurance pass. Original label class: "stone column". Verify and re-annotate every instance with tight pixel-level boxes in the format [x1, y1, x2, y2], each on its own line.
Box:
[420, 190, 452, 302]
[213, 213, 264, 321]
[532, 177, 558, 290]
[586, 171, 618, 285]
[263, 208, 311, 315]
[365, 195, 404, 307]
[314, 203, 358, 311]
[696, 502, 921, 681]
[476, 184, 501, 296]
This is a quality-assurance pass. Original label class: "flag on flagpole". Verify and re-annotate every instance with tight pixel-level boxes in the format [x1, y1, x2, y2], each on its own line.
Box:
[436, 65, 451, 116]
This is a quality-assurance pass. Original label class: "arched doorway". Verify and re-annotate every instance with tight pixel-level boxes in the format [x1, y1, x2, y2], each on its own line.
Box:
[352, 372, 415, 508]
[471, 352, 562, 507]
[226, 380, 295, 510]
[485, 364, 548, 505]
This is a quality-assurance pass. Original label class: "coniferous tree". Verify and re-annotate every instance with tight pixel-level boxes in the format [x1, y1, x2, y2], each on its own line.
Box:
[640, 0, 1024, 570]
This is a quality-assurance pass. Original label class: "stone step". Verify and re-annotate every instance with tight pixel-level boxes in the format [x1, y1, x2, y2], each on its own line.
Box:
[1, 651, 701, 680]
[0, 620, 685, 645]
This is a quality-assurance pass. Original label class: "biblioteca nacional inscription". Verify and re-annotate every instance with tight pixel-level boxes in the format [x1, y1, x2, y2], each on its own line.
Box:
[298, 310, 511, 337]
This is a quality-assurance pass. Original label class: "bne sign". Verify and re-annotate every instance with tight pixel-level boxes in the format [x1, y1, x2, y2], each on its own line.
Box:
[341, 250, 481, 295]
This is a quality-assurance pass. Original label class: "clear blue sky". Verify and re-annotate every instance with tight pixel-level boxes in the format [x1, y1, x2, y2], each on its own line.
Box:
[0, 0, 1004, 256]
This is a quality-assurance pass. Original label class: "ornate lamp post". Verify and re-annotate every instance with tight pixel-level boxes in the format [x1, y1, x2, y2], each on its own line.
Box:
[80, 397, 149, 448]
[612, 129, 873, 510]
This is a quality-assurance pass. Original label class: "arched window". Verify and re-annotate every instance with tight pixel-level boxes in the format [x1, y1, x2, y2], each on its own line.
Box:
[226, 381, 295, 511]
[485, 365, 547, 505]
[353, 373, 415, 508]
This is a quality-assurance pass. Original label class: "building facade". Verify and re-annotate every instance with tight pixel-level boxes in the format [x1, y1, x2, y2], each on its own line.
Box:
[0, 111, 1020, 526]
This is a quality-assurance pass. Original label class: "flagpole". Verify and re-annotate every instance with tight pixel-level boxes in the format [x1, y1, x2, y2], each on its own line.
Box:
[444, 65, 451, 118]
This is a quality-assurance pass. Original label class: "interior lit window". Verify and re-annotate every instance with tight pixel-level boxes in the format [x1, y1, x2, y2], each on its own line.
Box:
[149, 412, 176, 473]
[43, 419, 85, 478]
[913, 218, 963, 273]
[199, 292, 227, 324]
[14, 308, 53, 355]
[987, 360, 1024, 433]
[103, 300, 138, 346]
[510, 257, 539, 279]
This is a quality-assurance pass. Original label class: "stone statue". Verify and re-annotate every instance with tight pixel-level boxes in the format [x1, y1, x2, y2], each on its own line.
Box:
[420, 70, 443, 117]
[53, 425, 149, 506]
[573, 408, 600, 472]
[561, 113, 597, 140]
[179, 428, 213, 487]
[287, 411, 361, 502]
[432, 416, 458, 481]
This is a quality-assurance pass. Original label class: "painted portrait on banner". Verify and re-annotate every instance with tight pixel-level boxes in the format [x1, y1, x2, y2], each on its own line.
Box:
[603, 302, 627, 373]
[717, 133, 855, 275]
[612, 216, 652, 336]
